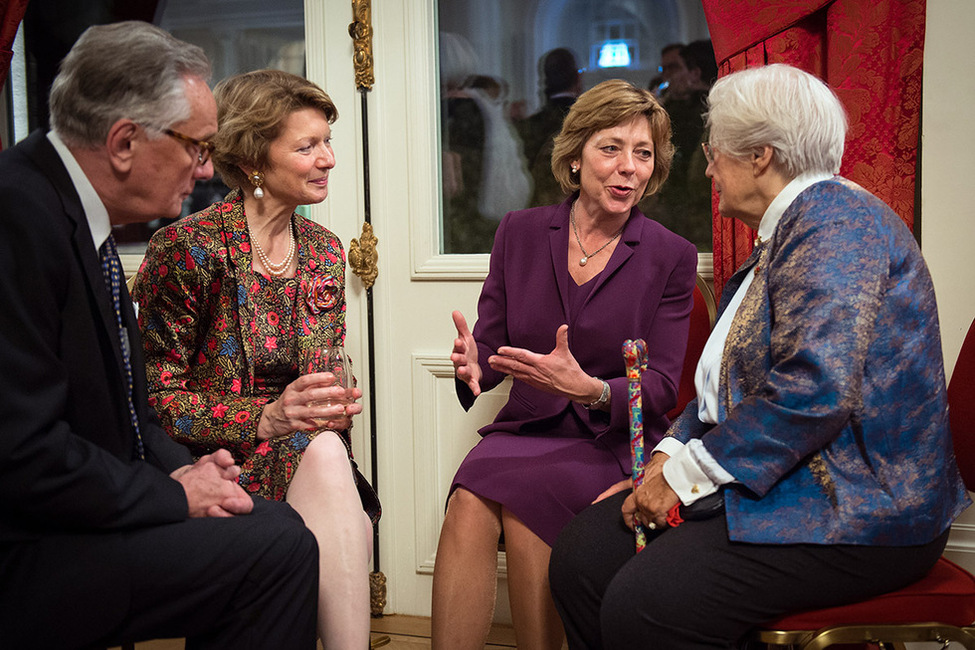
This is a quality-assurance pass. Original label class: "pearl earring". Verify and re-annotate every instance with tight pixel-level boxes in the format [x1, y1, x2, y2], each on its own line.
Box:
[571, 165, 579, 174]
[249, 170, 265, 199]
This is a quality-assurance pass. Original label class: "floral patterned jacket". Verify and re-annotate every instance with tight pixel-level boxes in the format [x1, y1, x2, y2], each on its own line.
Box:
[132, 189, 348, 471]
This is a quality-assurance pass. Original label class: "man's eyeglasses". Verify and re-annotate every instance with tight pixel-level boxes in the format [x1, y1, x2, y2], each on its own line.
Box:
[163, 128, 215, 165]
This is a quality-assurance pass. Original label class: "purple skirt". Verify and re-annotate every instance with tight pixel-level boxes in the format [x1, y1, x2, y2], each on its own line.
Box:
[450, 431, 628, 547]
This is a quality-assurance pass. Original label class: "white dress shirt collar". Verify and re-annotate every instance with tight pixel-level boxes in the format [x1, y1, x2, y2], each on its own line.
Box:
[47, 131, 113, 253]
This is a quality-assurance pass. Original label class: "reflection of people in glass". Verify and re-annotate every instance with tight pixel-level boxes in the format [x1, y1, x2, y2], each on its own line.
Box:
[550, 64, 970, 650]
[133, 70, 379, 649]
[641, 39, 717, 250]
[517, 47, 582, 207]
[432, 79, 698, 650]
[647, 74, 667, 98]
[440, 32, 532, 253]
[656, 42, 688, 101]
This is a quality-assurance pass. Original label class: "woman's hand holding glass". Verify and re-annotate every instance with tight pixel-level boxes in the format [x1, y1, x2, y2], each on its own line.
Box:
[256, 345, 362, 440]
[304, 346, 361, 431]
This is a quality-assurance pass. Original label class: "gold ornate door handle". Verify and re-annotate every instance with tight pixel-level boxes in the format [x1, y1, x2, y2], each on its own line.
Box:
[349, 221, 379, 289]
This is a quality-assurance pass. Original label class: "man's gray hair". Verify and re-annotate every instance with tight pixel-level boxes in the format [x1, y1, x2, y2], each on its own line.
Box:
[49, 21, 211, 147]
[706, 64, 848, 177]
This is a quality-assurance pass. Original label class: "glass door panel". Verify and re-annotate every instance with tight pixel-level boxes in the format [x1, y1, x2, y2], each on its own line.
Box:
[437, 0, 713, 254]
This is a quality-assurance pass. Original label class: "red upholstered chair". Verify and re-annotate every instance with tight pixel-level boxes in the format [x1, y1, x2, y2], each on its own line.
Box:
[667, 274, 716, 421]
[749, 316, 975, 650]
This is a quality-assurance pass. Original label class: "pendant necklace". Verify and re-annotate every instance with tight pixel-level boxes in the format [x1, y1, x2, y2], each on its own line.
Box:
[570, 200, 625, 266]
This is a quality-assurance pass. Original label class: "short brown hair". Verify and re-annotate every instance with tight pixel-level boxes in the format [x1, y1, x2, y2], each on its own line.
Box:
[551, 79, 673, 198]
[212, 69, 338, 189]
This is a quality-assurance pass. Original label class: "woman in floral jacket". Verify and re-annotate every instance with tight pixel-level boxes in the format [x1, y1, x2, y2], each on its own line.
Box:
[133, 69, 379, 650]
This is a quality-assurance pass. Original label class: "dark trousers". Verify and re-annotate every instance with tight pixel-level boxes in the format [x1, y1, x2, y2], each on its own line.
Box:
[549, 490, 948, 650]
[0, 498, 318, 650]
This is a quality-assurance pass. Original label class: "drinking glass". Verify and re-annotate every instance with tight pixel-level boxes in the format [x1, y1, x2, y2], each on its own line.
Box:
[302, 344, 352, 425]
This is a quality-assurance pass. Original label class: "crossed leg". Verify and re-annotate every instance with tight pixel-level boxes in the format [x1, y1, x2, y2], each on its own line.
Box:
[287, 432, 374, 650]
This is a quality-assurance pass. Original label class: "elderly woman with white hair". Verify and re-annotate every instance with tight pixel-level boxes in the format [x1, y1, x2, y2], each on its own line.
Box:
[548, 63, 971, 649]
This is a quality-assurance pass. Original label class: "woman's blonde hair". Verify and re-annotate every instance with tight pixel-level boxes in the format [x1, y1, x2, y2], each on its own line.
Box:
[212, 69, 338, 189]
[551, 79, 674, 198]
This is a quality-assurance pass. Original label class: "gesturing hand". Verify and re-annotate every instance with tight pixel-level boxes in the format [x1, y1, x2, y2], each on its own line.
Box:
[171, 449, 253, 518]
[489, 324, 603, 404]
[451, 310, 482, 396]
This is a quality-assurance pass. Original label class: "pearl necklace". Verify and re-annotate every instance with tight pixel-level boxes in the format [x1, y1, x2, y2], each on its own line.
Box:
[570, 201, 625, 266]
[248, 219, 295, 277]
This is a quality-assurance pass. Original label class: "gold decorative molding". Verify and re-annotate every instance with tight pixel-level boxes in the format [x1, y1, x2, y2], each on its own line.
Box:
[349, 0, 374, 91]
[349, 221, 379, 289]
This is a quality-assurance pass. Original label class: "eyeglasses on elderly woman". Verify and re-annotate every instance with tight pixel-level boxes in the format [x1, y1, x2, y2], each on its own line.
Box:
[701, 141, 715, 165]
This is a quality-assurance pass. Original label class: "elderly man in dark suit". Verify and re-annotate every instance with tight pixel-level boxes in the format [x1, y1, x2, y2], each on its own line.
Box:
[0, 21, 317, 649]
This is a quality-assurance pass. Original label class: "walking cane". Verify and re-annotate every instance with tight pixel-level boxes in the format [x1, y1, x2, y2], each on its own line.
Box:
[623, 338, 648, 552]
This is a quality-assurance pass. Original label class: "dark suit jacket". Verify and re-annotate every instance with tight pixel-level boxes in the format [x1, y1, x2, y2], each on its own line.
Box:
[668, 177, 971, 544]
[459, 195, 698, 472]
[0, 130, 191, 543]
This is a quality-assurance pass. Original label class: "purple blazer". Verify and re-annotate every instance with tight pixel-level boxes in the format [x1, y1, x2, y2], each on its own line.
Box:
[458, 195, 698, 473]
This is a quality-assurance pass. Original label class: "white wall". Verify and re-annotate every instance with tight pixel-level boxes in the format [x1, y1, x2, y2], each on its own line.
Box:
[923, 0, 975, 573]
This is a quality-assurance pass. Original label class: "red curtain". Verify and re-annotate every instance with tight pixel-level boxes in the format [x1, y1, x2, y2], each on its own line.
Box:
[0, 0, 28, 88]
[1, 0, 29, 151]
[701, 0, 926, 297]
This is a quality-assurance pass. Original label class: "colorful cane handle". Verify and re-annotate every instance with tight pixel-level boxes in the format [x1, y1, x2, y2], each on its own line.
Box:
[622, 338, 648, 382]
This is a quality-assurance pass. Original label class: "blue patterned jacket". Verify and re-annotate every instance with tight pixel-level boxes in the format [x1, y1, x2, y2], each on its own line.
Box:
[668, 177, 971, 545]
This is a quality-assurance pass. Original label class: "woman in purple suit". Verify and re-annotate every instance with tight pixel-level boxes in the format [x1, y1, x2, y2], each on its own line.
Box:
[431, 79, 698, 650]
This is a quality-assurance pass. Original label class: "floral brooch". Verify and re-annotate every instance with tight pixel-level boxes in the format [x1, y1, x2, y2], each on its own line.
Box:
[302, 275, 340, 314]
